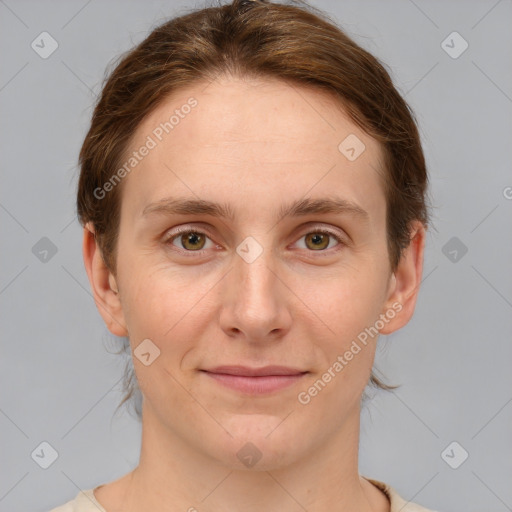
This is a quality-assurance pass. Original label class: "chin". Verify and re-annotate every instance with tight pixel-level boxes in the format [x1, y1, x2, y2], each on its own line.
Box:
[204, 414, 304, 471]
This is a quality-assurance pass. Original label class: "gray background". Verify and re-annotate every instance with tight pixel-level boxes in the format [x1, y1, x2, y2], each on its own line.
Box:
[1, 1, 511, 511]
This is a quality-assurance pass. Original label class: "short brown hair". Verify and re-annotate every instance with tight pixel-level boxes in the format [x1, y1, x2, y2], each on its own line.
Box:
[77, 0, 429, 415]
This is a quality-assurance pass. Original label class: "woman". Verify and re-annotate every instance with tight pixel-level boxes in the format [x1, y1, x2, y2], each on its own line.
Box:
[50, 0, 435, 510]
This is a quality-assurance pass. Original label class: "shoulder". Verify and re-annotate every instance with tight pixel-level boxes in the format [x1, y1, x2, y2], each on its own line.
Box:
[47, 488, 106, 512]
[367, 478, 439, 512]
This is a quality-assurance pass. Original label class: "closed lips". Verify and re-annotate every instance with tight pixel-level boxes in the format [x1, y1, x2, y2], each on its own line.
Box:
[200, 366, 308, 394]
[202, 366, 308, 376]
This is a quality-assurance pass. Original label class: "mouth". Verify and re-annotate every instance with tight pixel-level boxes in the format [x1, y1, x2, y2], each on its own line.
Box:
[200, 366, 309, 394]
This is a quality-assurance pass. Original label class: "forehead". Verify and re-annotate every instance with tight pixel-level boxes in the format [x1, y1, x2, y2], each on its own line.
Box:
[119, 76, 386, 226]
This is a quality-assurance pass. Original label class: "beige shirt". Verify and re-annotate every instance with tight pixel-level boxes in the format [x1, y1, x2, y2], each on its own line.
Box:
[48, 477, 437, 511]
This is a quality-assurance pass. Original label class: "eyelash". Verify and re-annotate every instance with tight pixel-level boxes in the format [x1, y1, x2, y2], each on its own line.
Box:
[164, 226, 346, 256]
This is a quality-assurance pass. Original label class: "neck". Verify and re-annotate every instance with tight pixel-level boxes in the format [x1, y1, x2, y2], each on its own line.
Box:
[105, 400, 389, 512]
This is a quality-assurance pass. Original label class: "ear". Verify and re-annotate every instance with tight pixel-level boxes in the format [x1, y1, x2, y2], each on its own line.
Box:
[379, 221, 426, 335]
[82, 223, 128, 337]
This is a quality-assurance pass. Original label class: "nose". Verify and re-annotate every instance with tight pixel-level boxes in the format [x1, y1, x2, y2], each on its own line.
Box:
[219, 241, 292, 343]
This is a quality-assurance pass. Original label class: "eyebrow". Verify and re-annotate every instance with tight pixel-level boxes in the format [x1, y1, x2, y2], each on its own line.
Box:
[142, 196, 369, 222]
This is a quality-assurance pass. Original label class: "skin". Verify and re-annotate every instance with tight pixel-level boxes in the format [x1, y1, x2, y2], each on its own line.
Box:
[83, 75, 425, 512]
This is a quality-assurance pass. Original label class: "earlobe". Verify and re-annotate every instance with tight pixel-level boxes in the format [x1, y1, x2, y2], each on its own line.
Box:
[379, 221, 426, 335]
[82, 223, 128, 337]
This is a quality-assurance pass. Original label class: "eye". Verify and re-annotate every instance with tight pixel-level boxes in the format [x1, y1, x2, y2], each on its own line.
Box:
[164, 226, 345, 255]
[295, 229, 344, 251]
[166, 228, 215, 252]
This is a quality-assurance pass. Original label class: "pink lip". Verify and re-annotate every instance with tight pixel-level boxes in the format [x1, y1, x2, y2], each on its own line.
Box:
[201, 366, 308, 394]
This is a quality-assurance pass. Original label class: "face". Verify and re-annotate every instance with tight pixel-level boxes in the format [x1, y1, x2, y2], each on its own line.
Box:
[86, 75, 424, 470]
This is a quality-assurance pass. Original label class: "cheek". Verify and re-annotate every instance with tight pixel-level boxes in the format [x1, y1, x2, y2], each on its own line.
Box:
[299, 274, 385, 409]
[118, 259, 219, 359]
[118, 267, 196, 406]
[121, 269, 184, 338]
[310, 265, 387, 335]
[304, 264, 389, 392]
